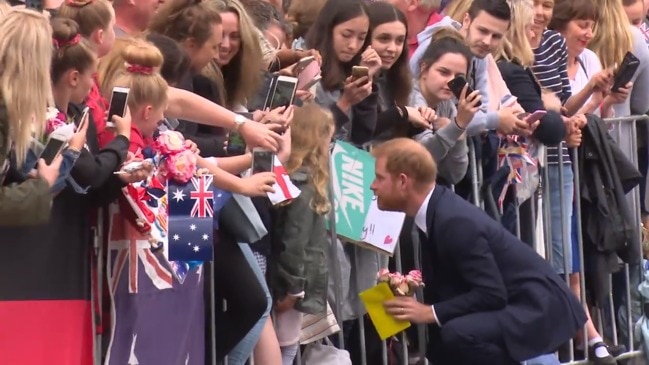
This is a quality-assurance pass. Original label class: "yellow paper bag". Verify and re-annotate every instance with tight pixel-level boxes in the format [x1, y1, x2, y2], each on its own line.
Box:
[359, 282, 411, 340]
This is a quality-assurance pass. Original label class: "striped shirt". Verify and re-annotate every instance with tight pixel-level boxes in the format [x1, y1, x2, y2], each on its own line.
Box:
[532, 29, 572, 165]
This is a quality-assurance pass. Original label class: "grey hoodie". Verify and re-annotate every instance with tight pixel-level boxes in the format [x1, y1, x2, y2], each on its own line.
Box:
[409, 16, 499, 136]
[410, 81, 469, 184]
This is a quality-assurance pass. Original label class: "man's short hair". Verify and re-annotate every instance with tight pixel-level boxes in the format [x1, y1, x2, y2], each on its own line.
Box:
[371, 138, 437, 189]
[467, 0, 511, 21]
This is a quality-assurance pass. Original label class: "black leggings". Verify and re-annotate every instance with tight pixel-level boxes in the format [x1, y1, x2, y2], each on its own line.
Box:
[206, 236, 268, 360]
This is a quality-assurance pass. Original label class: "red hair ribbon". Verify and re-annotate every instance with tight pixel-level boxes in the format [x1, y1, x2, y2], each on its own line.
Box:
[127, 65, 154, 75]
[52, 34, 81, 49]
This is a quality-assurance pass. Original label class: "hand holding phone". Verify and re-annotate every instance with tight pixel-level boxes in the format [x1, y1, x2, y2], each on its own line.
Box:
[611, 51, 640, 92]
[522, 110, 547, 124]
[447, 75, 482, 107]
[106, 87, 130, 128]
[351, 66, 369, 83]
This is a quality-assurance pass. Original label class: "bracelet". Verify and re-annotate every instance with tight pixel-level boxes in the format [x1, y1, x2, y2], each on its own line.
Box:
[67, 147, 81, 154]
[454, 118, 466, 131]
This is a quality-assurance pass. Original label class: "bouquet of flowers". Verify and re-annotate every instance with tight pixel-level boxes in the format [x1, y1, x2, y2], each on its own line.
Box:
[376, 268, 424, 297]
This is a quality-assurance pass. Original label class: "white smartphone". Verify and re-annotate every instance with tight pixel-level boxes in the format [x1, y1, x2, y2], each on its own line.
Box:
[106, 87, 130, 128]
[77, 106, 90, 132]
[252, 148, 275, 174]
[269, 76, 298, 109]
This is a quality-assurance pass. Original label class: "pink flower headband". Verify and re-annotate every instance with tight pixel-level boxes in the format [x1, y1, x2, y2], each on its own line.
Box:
[52, 34, 81, 49]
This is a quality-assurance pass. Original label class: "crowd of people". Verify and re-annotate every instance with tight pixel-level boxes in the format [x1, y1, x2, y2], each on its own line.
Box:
[0, 0, 649, 363]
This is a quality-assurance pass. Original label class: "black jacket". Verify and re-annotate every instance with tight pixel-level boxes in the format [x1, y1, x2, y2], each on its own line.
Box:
[577, 114, 642, 305]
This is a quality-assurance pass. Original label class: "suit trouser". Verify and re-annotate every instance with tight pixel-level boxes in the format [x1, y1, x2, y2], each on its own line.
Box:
[428, 311, 519, 365]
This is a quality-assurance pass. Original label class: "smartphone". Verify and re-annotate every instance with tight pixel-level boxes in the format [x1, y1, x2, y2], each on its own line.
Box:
[523, 110, 547, 123]
[77, 107, 90, 132]
[269, 76, 298, 109]
[252, 148, 275, 174]
[106, 87, 130, 128]
[161, 117, 180, 131]
[34, 135, 65, 168]
[611, 51, 640, 93]
[351, 66, 369, 82]
[226, 131, 247, 156]
[25, 0, 43, 11]
[447, 75, 482, 107]
[294, 56, 316, 74]
[297, 61, 321, 90]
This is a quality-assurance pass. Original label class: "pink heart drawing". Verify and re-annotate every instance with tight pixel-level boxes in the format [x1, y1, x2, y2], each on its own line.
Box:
[384, 235, 393, 245]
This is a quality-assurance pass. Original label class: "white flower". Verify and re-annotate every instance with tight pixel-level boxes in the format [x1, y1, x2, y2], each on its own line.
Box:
[46, 107, 59, 121]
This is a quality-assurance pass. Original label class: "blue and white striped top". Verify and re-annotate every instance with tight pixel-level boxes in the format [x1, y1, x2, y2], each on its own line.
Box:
[532, 29, 572, 165]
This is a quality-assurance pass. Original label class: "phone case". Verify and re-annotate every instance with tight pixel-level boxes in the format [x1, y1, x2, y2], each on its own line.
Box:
[612, 52, 640, 92]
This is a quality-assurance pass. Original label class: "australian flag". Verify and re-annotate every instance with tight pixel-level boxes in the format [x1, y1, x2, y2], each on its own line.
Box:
[168, 175, 217, 262]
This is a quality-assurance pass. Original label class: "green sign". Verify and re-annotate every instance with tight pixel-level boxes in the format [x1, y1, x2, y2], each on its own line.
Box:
[329, 141, 376, 241]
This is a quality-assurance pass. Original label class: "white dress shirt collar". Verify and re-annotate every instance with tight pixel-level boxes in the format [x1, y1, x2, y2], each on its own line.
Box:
[414, 187, 435, 235]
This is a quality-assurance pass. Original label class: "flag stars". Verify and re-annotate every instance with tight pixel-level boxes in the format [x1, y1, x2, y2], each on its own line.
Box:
[173, 234, 180, 241]
[189, 224, 196, 231]
[193, 245, 200, 252]
[172, 189, 185, 202]
[187, 242, 191, 246]
[202, 234, 209, 241]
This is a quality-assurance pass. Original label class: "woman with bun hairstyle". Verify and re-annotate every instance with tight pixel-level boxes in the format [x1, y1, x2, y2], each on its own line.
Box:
[0, 15, 132, 365]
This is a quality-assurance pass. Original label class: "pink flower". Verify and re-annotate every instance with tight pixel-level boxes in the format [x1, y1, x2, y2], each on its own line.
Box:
[394, 277, 411, 296]
[377, 268, 391, 283]
[156, 131, 186, 155]
[164, 149, 197, 184]
[406, 270, 423, 285]
[389, 272, 403, 287]
[44, 108, 68, 137]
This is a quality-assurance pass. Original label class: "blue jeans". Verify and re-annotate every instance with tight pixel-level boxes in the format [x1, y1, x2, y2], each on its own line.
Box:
[548, 164, 574, 274]
[227, 243, 271, 365]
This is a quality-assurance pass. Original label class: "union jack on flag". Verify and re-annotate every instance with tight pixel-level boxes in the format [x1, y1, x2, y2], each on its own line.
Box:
[168, 175, 217, 262]
[107, 206, 173, 294]
[190, 175, 214, 218]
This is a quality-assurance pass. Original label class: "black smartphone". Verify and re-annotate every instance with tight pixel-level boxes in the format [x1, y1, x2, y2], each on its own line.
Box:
[447, 75, 482, 107]
[611, 52, 640, 93]
[252, 148, 274, 174]
[35, 136, 65, 169]
[106, 87, 130, 127]
[226, 131, 247, 156]
[25, 0, 43, 11]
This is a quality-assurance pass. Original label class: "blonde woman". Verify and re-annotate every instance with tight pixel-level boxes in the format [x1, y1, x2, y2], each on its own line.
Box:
[588, 0, 649, 132]
[0, 9, 61, 226]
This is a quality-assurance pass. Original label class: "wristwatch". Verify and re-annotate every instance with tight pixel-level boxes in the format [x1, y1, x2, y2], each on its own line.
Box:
[234, 114, 247, 131]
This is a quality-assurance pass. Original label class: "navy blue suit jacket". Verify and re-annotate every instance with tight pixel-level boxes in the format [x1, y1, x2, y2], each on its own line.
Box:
[420, 186, 586, 361]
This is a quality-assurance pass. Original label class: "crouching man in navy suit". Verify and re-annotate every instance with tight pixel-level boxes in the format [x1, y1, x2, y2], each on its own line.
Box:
[370, 138, 586, 365]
